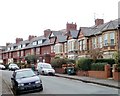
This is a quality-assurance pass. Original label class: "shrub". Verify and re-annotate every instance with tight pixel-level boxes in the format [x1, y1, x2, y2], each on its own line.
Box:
[95, 59, 115, 66]
[66, 59, 76, 64]
[76, 58, 92, 71]
[91, 63, 107, 71]
[51, 58, 67, 68]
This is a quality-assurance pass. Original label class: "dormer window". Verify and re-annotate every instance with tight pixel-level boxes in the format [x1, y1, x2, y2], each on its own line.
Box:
[32, 41, 37, 45]
[8, 47, 11, 51]
[38, 40, 42, 44]
[18, 45, 22, 49]
[11, 47, 13, 50]
[23, 44, 26, 48]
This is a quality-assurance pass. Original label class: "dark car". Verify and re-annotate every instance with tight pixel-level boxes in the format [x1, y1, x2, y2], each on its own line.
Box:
[11, 68, 43, 95]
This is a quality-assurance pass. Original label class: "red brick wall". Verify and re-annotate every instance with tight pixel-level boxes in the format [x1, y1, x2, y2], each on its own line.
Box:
[25, 49, 31, 56]
[76, 64, 110, 79]
[76, 71, 89, 76]
[13, 52, 17, 58]
[113, 72, 120, 81]
[41, 46, 51, 55]
[88, 71, 107, 79]
[55, 68, 65, 74]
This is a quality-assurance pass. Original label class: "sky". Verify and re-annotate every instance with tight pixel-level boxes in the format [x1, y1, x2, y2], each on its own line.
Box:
[0, 0, 119, 46]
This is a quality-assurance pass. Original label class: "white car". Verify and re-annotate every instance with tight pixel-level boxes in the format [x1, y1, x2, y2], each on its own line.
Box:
[37, 62, 55, 75]
[8, 63, 19, 71]
[0, 64, 5, 70]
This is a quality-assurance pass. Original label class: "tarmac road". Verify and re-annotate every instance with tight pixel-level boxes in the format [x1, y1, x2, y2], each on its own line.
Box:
[1, 70, 119, 95]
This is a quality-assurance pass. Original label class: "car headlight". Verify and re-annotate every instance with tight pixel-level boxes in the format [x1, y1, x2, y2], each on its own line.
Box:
[18, 83, 24, 86]
[35, 80, 41, 84]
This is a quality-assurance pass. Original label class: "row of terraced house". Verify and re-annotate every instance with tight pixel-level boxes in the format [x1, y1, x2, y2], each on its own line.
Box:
[0, 18, 120, 64]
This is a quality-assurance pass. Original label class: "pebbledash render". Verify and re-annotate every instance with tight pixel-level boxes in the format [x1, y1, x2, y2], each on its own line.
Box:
[0, 18, 120, 64]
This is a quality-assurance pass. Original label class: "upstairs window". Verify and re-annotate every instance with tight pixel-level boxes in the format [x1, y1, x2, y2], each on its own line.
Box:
[110, 32, 115, 45]
[79, 39, 86, 51]
[92, 38, 96, 48]
[104, 33, 108, 46]
[22, 44, 26, 48]
[32, 41, 37, 45]
[98, 36, 102, 48]
[64, 43, 67, 53]
[18, 45, 22, 49]
[11, 47, 13, 50]
[38, 40, 42, 44]
[8, 47, 11, 51]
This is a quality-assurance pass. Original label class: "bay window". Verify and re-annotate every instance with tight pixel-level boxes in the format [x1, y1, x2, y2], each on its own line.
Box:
[110, 32, 115, 45]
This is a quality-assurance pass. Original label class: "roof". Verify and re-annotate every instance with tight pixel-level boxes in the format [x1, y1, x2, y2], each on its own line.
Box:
[0, 46, 6, 50]
[69, 30, 80, 39]
[50, 31, 63, 37]
[80, 18, 120, 36]
[57, 35, 67, 43]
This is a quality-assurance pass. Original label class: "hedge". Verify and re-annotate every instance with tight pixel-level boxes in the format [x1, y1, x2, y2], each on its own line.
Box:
[95, 59, 115, 66]
[76, 58, 92, 71]
[91, 63, 107, 71]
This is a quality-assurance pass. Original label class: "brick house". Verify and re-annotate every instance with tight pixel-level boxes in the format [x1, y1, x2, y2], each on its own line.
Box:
[1, 18, 120, 64]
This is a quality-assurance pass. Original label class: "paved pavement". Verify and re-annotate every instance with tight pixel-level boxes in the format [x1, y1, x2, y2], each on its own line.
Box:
[2, 79, 13, 95]
[55, 73, 120, 89]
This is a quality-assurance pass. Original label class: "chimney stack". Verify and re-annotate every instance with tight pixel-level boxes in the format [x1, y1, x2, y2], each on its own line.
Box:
[95, 19, 104, 26]
[28, 35, 36, 41]
[44, 29, 51, 37]
[6, 43, 11, 46]
[66, 22, 77, 32]
[16, 38, 23, 44]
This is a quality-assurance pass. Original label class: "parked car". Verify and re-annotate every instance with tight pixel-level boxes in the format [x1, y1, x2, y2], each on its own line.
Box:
[37, 62, 55, 75]
[11, 68, 43, 95]
[0, 64, 5, 70]
[8, 63, 19, 71]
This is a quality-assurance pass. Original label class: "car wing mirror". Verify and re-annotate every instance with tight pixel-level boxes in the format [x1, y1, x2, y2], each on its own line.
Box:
[11, 77, 14, 80]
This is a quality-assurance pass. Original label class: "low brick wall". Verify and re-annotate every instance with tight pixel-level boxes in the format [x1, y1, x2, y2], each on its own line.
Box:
[88, 71, 108, 79]
[113, 72, 120, 81]
[55, 68, 65, 74]
[76, 64, 111, 79]
[76, 71, 89, 76]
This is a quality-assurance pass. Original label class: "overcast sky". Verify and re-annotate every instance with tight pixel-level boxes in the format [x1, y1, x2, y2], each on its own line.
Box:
[0, 0, 119, 46]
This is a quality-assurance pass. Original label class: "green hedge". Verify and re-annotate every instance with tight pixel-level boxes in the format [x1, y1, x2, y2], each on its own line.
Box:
[51, 58, 76, 68]
[95, 59, 115, 66]
[51, 58, 67, 68]
[91, 63, 107, 71]
[76, 58, 92, 71]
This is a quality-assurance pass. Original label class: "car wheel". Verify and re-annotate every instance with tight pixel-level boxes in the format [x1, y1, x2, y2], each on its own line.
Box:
[14, 89, 19, 95]
[40, 86, 43, 91]
[42, 71, 44, 75]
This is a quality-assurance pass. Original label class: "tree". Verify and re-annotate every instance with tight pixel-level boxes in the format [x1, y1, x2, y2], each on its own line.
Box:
[89, 48, 103, 63]
[25, 54, 39, 64]
[113, 51, 120, 64]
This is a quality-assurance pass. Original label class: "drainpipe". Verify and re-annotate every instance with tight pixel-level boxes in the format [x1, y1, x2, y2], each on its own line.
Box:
[118, 24, 120, 51]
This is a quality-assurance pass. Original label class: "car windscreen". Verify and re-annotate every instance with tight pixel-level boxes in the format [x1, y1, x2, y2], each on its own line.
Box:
[43, 64, 52, 69]
[10, 64, 18, 66]
[16, 69, 36, 79]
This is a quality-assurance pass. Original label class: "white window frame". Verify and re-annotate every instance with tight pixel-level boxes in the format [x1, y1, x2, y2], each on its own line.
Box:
[92, 38, 96, 49]
[104, 33, 108, 46]
[38, 40, 42, 44]
[32, 41, 37, 45]
[98, 36, 102, 48]
[110, 32, 115, 45]
[22, 44, 26, 48]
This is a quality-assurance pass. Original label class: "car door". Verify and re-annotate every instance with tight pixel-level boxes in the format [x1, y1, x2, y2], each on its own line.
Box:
[11, 72, 17, 88]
